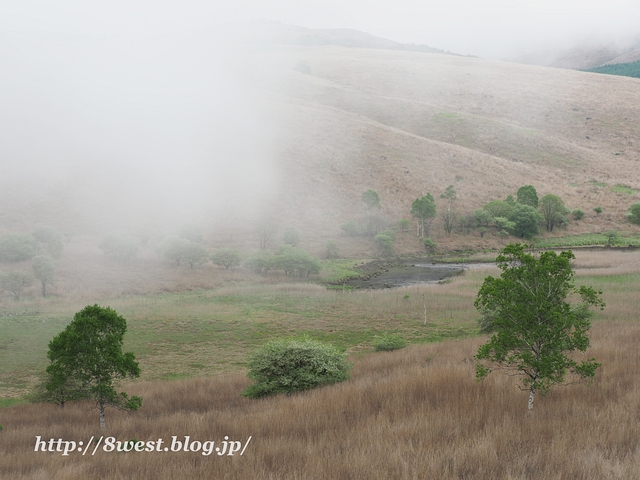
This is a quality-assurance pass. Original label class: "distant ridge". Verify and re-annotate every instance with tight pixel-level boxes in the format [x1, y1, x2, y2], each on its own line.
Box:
[254, 23, 468, 57]
[511, 37, 640, 70]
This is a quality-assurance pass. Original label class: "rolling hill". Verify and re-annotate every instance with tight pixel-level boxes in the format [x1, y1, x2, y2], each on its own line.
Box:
[2, 27, 640, 255]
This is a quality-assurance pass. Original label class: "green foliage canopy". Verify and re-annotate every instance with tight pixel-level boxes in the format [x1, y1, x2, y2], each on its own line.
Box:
[0, 233, 37, 263]
[211, 248, 242, 269]
[243, 337, 351, 398]
[32, 255, 56, 297]
[361, 189, 381, 210]
[516, 185, 539, 208]
[626, 203, 640, 225]
[45, 305, 142, 428]
[474, 244, 603, 410]
[509, 203, 540, 239]
[411, 194, 436, 237]
[539, 194, 567, 232]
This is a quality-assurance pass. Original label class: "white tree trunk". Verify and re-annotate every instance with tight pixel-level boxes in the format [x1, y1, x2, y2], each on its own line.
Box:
[99, 403, 106, 429]
[528, 388, 535, 411]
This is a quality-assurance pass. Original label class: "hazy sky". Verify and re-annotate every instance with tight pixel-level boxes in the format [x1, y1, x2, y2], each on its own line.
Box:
[205, 0, 640, 58]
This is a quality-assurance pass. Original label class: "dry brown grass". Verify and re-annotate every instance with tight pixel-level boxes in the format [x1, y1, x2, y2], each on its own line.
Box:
[1, 320, 638, 479]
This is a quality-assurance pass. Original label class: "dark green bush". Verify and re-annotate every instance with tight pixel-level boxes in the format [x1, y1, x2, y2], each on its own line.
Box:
[572, 209, 585, 220]
[243, 338, 352, 398]
[373, 334, 407, 352]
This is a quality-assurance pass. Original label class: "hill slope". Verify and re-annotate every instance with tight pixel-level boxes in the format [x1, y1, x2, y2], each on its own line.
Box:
[2, 38, 640, 253]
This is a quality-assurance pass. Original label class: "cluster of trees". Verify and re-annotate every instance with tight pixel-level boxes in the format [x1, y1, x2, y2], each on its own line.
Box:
[0, 227, 63, 298]
[0, 227, 64, 263]
[245, 246, 321, 277]
[586, 60, 640, 79]
[408, 185, 579, 243]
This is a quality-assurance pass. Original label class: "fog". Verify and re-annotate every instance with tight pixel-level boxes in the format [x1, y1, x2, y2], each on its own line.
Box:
[2, 1, 638, 234]
[2, 3, 280, 233]
[211, 0, 640, 59]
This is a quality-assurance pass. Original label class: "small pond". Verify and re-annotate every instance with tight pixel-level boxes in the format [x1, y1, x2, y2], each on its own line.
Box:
[333, 259, 496, 289]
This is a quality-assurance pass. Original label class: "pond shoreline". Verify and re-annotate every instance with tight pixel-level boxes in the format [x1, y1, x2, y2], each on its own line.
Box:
[326, 257, 494, 289]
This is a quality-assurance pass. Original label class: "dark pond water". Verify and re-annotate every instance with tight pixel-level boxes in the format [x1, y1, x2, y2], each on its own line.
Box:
[334, 259, 496, 289]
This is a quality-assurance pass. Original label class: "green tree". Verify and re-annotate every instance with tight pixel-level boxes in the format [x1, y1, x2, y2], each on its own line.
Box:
[0, 233, 37, 263]
[181, 242, 209, 269]
[539, 194, 568, 232]
[272, 246, 321, 277]
[45, 305, 142, 428]
[516, 185, 539, 208]
[361, 189, 381, 210]
[411, 194, 436, 238]
[374, 230, 395, 257]
[604, 231, 620, 246]
[626, 203, 640, 225]
[474, 244, 603, 411]
[509, 203, 540, 239]
[483, 200, 513, 219]
[158, 237, 208, 268]
[0, 271, 33, 299]
[440, 185, 458, 235]
[99, 233, 138, 261]
[244, 251, 274, 274]
[211, 249, 242, 269]
[243, 337, 351, 398]
[32, 255, 56, 297]
[594, 206, 603, 215]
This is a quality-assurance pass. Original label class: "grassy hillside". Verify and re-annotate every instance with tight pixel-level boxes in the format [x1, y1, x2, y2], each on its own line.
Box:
[3, 44, 640, 256]
[2, 317, 639, 479]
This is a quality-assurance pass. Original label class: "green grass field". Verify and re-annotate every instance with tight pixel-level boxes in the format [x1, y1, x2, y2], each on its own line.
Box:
[2, 248, 639, 407]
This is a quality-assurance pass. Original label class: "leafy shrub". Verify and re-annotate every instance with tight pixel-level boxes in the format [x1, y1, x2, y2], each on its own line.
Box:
[626, 203, 640, 225]
[572, 209, 585, 220]
[324, 241, 339, 259]
[594, 206, 602, 214]
[423, 237, 437, 251]
[397, 219, 411, 232]
[243, 338, 352, 398]
[244, 251, 274, 274]
[374, 230, 395, 257]
[373, 334, 407, 352]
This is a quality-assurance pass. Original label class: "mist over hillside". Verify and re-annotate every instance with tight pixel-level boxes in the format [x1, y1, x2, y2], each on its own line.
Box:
[2, 22, 640, 253]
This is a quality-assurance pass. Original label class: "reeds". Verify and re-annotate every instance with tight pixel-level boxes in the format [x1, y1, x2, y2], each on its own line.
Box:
[1, 320, 638, 479]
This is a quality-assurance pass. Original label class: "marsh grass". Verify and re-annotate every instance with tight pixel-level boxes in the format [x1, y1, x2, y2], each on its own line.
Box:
[1, 320, 638, 479]
[3, 249, 639, 400]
